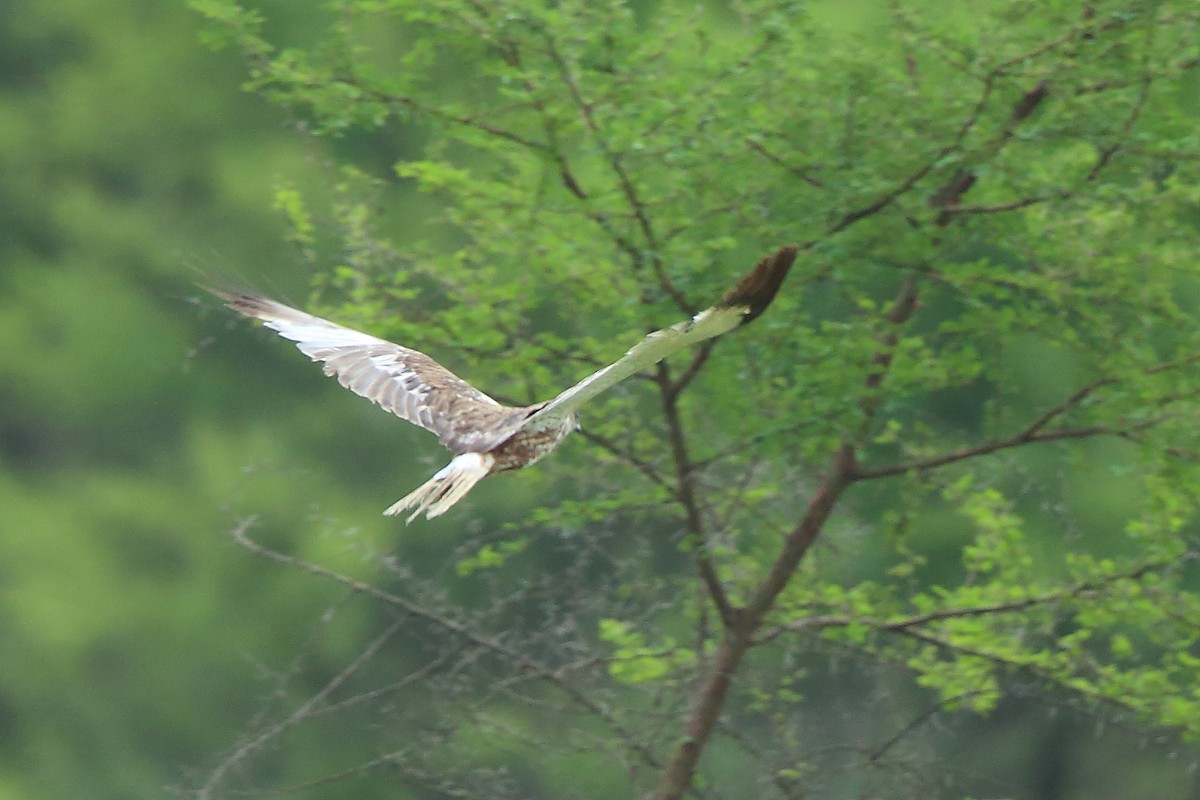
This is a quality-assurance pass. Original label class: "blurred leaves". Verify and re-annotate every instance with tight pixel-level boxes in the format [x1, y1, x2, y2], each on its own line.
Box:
[6, 1, 1200, 799]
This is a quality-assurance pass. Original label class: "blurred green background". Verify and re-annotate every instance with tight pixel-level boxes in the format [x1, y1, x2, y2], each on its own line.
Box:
[1, 2, 415, 797]
[4, 2, 1200, 799]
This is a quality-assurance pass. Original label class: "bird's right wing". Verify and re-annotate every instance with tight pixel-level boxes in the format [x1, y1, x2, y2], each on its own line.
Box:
[523, 245, 797, 429]
[207, 290, 519, 454]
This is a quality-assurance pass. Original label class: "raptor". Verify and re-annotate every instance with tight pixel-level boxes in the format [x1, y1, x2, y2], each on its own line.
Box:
[208, 245, 796, 521]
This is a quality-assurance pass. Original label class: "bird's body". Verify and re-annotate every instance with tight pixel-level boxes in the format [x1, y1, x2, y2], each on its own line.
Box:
[486, 411, 578, 473]
[208, 245, 796, 521]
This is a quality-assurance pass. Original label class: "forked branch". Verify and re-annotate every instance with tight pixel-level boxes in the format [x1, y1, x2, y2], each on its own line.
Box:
[650, 274, 920, 800]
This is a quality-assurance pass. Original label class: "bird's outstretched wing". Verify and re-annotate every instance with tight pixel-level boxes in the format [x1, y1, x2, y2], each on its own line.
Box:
[525, 245, 798, 428]
[206, 290, 519, 454]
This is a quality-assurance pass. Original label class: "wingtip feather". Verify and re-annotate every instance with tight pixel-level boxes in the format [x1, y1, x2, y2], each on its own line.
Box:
[200, 285, 287, 322]
[718, 244, 798, 325]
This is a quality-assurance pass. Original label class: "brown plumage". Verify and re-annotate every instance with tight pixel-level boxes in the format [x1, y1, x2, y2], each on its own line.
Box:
[207, 245, 797, 521]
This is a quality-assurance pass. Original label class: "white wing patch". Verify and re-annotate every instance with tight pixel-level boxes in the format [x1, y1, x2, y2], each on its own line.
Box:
[208, 290, 509, 451]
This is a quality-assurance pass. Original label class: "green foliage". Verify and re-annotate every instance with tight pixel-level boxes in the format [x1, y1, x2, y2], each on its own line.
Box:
[181, 0, 1200, 795]
[0, 2, 411, 798]
[7, 0, 1200, 799]
[272, 181, 317, 259]
[598, 618, 697, 685]
[455, 536, 529, 576]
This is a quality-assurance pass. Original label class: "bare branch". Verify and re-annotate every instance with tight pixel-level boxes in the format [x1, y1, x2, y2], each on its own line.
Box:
[867, 691, 982, 763]
[576, 426, 672, 492]
[824, 65, 1006, 236]
[855, 425, 1111, 481]
[745, 136, 826, 189]
[200, 587, 411, 799]
[1085, 58, 1154, 181]
[939, 195, 1057, 216]
[227, 519, 663, 773]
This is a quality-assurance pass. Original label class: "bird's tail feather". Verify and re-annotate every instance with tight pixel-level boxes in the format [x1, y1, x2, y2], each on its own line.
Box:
[384, 452, 494, 523]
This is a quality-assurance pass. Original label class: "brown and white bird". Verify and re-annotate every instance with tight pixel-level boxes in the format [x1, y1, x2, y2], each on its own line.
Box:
[207, 245, 796, 521]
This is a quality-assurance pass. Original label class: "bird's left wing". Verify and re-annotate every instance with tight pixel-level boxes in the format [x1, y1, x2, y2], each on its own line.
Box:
[524, 244, 797, 428]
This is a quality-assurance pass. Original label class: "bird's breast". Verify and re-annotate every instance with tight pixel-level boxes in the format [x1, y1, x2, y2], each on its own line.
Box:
[488, 415, 575, 472]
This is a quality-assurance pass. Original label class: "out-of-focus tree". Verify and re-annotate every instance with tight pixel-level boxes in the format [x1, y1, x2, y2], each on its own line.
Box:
[0, 2, 424, 798]
[185, 1, 1200, 798]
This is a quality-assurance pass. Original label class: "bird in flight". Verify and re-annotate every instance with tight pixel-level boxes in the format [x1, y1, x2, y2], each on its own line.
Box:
[208, 245, 796, 522]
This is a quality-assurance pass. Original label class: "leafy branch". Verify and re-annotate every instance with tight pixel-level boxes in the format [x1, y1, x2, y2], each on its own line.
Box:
[650, 271, 920, 800]
[855, 355, 1200, 480]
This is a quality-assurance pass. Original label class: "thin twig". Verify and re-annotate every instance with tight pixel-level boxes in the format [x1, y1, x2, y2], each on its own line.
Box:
[227, 519, 663, 772]
[200, 586, 409, 798]
[855, 354, 1200, 480]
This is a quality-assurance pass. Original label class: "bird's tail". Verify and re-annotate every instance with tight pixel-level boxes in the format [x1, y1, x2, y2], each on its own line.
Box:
[384, 452, 495, 523]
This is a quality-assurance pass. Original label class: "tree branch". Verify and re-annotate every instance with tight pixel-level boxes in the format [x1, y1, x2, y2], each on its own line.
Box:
[655, 361, 736, 628]
[761, 550, 1180, 643]
[200, 610, 414, 799]
[328, 77, 549, 153]
[576, 426, 672, 492]
[938, 194, 1057, 217]
[824, 66, 1004, 236]
[855, 425, 1113, 481]
[856, 355, 1200, 480]
[745, 136, 826, 189]
[650, 446, 857, 800]
[541, 34, 694, 316]
[650, 276, 921, 800]
[228, 518, 663, 773]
